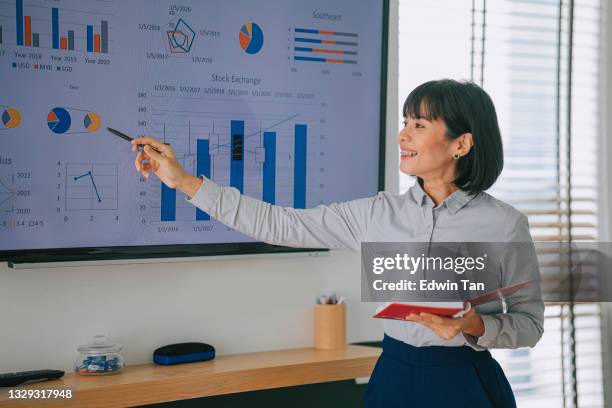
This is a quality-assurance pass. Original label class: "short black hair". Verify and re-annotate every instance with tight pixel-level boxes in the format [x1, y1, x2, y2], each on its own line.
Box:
[402, 79, 503, 194]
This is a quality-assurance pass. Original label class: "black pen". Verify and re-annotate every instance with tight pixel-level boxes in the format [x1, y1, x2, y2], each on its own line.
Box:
[106, 127, 164, 155]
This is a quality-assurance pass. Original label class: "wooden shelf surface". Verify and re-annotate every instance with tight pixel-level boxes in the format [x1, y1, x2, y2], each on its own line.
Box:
[0, 345, 381, 408]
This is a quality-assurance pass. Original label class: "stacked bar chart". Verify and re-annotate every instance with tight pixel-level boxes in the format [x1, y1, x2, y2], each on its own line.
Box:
[293, 28, 358, 64]
[14, 0, 109, 52]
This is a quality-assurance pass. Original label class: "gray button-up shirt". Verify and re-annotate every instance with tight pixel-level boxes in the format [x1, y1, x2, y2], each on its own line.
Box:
[187, 176, 544, 350]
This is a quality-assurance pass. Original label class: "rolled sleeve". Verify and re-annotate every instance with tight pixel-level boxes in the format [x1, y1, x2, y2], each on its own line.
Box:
[476, 314, 500, 348]
[462, 315, 498, 350]
[465, 212, 545, 350]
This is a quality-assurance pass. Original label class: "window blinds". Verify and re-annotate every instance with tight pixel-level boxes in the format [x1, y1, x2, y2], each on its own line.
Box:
[398, 0, 605, 406]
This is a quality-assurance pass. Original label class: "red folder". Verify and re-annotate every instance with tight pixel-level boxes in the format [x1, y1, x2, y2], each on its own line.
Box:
[373, 279, 534, 320]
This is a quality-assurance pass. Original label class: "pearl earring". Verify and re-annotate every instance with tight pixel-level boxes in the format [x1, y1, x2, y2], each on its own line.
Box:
[453, 153, 461, 160]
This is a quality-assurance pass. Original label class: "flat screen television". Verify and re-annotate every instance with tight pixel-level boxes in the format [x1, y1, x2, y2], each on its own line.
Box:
[0, 0, 388, 264]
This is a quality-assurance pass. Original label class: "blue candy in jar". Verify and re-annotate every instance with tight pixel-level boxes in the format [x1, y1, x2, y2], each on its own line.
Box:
[75, 335, 125, 375]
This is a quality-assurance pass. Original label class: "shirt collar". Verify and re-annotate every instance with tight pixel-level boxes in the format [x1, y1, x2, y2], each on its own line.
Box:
[409, 179, 428, 206]
[409, 180, 476, 215]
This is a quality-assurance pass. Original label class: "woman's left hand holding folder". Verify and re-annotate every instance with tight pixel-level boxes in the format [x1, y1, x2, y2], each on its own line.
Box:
[404, 308, 485, 341]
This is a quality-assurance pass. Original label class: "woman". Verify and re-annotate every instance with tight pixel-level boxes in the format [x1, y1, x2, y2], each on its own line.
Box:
[133, 79, 544, 407]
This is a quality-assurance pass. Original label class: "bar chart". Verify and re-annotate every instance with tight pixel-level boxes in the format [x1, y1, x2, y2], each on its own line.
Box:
[12, 0, 110, 53]
[149, 116, 311, 224]
[85, 20, 109, 53]
[293, 28, 358, 64]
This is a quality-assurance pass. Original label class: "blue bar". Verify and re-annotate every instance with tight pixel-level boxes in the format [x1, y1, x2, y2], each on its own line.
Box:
[16, 0, 23, 46]
[295, 37, 322, 44]
[161, 184, 176, 222]
[294, 28, 358, 38]
[295, 28, 319, 34]
[230, 120, 244, 194]
[295, 56, 326, 63]
[295, 46, 313, 52]
[52, 8, 59, 49]
[196, 139, 211, 221]
[263, 132, 276, 204]
[294, 124, 307, 209]
[87, 25, 93, 52]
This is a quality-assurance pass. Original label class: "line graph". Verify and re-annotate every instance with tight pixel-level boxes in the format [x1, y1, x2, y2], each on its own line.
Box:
[65, 163, 118, 210]
[73, 171, 102, 203]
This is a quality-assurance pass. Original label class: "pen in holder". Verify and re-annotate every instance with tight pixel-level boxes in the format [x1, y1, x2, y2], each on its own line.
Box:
[314, 303, 346, 350]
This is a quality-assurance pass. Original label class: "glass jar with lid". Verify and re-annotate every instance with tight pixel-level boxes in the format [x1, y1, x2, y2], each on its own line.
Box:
[75, 335, 124, 375]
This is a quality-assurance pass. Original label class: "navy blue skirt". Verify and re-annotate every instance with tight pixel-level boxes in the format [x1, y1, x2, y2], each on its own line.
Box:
[364, 335, 516, 408]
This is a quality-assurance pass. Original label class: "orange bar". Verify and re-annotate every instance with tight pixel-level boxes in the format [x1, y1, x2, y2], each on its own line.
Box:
[312, 48, 344, 54]
[327, 59, 344, 63]
[60, 37, 67, 49]
[94, 33, 100, 53]
[24, 16, 31, 46]
[319, 30, 334, 35]
[322, 40, 337, 45]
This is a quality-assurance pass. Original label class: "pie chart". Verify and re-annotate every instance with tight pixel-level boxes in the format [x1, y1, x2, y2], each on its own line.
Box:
[239, 22, 264, 54]
[47, 107, 72, 134]
[84, 112, 101, 132]
[2, 108, 21, 129]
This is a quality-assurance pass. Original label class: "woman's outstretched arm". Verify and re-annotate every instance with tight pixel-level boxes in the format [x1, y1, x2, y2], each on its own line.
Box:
[185, 175, 381, 250]
[132, 136, 380, 251]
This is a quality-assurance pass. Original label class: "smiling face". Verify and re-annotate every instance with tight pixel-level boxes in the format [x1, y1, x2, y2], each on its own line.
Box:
[398, 115, 460, 181]
[398, 79, 504, 194]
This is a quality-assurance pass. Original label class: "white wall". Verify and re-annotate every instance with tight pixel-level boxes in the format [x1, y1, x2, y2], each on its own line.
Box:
[0, 251, 381, 372]
[0, 1, 400, 375]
